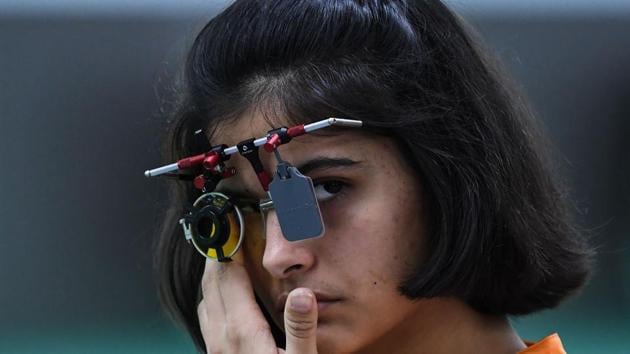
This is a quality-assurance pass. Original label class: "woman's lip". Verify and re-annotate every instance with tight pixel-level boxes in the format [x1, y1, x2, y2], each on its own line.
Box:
[275, 292, 341, 313]
[316, 299, 340, 313]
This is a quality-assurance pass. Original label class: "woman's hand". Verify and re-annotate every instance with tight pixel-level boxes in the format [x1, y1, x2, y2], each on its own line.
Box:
[198, 258, 319, 354]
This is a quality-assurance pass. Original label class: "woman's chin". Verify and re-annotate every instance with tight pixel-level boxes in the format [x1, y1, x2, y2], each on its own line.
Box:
[315, 321, 360, 354]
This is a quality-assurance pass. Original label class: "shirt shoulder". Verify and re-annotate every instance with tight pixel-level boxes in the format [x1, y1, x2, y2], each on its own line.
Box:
[518, 333, 566, 354]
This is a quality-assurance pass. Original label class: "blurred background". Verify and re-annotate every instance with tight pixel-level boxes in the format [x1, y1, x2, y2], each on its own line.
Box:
[1, 1, 628, 353]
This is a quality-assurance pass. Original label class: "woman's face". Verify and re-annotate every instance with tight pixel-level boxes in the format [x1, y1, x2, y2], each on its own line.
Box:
[213, 112, 427, 353]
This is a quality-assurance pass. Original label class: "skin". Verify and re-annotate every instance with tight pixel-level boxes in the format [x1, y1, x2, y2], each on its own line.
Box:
[197, 110, 527, 354]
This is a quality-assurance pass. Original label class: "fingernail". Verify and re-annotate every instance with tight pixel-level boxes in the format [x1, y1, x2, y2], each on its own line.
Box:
[289, 291, 313, 313]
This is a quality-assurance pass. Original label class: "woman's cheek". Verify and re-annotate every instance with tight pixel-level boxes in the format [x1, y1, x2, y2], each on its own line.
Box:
[241, 221, 282, 327]
[241, 212, 270, 290]
[318, 184, 361, 231]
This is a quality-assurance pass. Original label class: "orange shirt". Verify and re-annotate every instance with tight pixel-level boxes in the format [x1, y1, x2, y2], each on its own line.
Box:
[519, 333, 566, 354]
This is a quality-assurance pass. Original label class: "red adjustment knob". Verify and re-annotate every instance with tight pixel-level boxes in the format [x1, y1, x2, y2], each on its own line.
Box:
[193, 175, 206, 190]
[203, 153, 219, 170]
[177, 153, 205, 169]
[264, 134, 281, 152]
[287, 124, 305, 138]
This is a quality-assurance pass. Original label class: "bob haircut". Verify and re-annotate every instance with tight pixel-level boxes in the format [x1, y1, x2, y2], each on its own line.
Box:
[155, 0, 592, 349]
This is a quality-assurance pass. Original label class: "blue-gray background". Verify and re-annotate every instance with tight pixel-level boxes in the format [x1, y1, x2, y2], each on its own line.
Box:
[1, 1, 628, 353]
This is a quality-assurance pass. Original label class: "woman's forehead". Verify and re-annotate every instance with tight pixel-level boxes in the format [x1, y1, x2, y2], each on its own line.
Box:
[210, 113, 277, 147]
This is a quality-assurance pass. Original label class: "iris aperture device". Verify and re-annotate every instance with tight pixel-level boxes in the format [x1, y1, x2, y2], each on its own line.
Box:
[145, 117, 363, 261]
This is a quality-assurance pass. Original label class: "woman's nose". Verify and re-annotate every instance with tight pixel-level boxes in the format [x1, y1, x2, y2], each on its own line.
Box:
[261, 209, 315, 279]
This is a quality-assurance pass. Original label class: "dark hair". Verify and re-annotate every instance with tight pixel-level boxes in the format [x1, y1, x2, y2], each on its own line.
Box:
[155, 0, 592, 350]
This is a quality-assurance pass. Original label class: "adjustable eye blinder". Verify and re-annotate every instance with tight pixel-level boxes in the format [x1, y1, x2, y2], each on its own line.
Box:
[181, 192, 246, 262]
[182, 192, 274, 262]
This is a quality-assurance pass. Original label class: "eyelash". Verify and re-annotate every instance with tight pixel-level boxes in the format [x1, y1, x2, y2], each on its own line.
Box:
[230, 178, 349, 212]
[312, 179, 349, 203]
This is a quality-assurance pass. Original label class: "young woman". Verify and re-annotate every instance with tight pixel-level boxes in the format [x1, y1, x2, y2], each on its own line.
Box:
[153, 1, 592, 353]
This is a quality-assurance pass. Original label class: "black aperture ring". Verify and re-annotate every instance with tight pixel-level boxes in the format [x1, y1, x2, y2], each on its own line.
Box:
[193, 204, 230, 248]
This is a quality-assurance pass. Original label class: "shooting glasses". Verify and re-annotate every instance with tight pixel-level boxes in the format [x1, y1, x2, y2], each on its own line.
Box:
[145, 118, 363, 261]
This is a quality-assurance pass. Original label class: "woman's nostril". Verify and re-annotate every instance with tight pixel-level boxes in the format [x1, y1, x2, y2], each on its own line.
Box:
[284, 264, 303, 274]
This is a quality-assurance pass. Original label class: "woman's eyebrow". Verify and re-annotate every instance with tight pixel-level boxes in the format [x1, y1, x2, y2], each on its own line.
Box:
[296, 157, 362, 175]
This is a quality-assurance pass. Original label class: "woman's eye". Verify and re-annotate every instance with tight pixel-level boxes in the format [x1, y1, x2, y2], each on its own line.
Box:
[313, 180, 346, 202]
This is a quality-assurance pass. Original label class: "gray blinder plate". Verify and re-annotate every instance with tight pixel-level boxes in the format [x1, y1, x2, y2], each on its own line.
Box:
[268, 165, 325, 241]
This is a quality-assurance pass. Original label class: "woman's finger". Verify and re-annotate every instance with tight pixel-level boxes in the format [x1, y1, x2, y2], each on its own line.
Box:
[197, 299, 213, 353]
[200, 258, 277, 353]
[203, 258, 263, 321]
[284, 288, 319, 354]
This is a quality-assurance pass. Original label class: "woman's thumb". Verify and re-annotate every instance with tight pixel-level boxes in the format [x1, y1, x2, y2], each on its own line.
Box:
[284, 288, 318, 354]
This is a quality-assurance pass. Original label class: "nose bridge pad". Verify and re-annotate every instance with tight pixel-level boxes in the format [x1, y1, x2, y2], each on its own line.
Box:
[258, 197, 275, 240]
